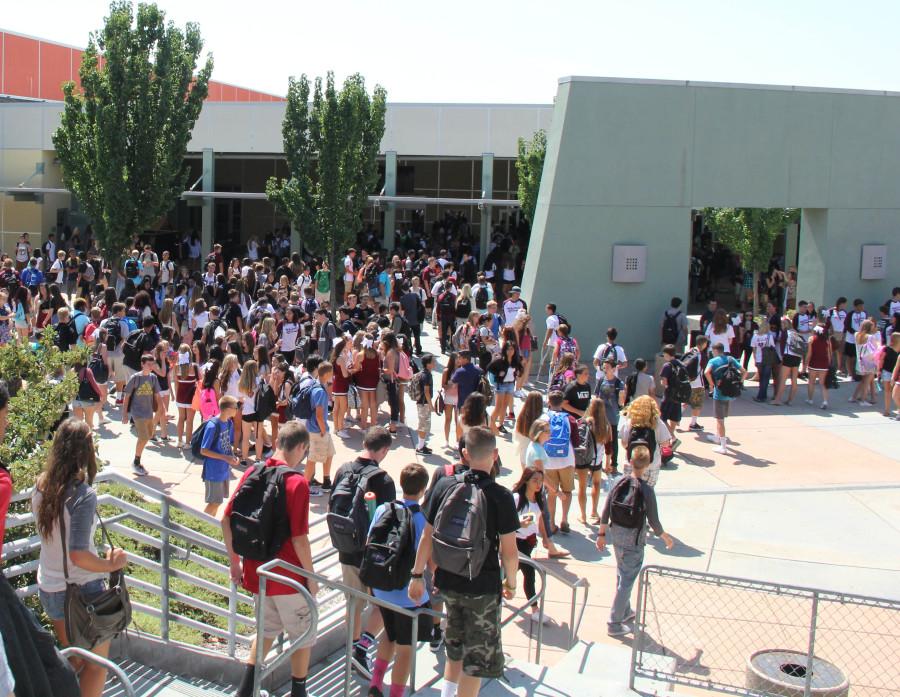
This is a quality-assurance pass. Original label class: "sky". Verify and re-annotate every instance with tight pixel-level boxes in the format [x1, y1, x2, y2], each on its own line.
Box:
[4, 0, 900, 103]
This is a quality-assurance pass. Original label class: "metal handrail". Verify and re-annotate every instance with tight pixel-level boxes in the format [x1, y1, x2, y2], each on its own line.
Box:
[535, 561, 591, 648]
[255, 555, 548, 697]
[252, 561, 320, 697]
[60, 647, 137, 697]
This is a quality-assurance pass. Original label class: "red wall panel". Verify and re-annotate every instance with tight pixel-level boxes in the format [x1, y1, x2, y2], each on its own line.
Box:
[234, 87, 249, 102]
[71, 49, 84, 92]
[3, 32, 40, 98]
[207, 80, 224, 101]
[39, 41, 72, 100]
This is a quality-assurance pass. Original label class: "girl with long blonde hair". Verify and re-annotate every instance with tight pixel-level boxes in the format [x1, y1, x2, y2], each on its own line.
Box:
[618, 395, 671, 487]
[238, 359, 264, 465]
[578, 397, 612, 523]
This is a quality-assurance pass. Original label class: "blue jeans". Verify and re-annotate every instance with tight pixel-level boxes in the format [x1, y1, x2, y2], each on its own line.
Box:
[756, 363, 773, 401]
[39, 578, 106, 621]
[608, 525, 645, 625]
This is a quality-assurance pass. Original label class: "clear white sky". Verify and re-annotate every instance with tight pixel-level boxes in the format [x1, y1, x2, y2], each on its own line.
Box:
[4, 0, 899, 103]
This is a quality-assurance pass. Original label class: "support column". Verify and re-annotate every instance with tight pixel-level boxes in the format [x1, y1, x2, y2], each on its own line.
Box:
[383, 151, 397, 252]
[784, 222, 799, 271]
[201, 148, 215, 258]
[291, 221, 300, 255]
[480, 152, 493, 267]
[796, 208, 828, 306]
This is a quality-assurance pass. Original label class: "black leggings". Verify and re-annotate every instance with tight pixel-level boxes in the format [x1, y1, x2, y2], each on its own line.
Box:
[386, 380, 400, 424]
[740, 345, 753, 370]
[517, 536, 537, 607]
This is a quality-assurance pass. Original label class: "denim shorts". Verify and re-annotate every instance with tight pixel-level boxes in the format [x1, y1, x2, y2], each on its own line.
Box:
[496, 382, 515, 395]
[39, 578, 106, 621]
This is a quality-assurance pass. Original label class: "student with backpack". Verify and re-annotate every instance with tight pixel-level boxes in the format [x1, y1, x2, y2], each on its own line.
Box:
[617, 395, 673, 486]
[660, 297, 688, 350]
[681, 335, 709, 432]
[198, 396, 239, 516]
[222, 423, 318, 697]
[301, 359, 334, 497]
[543, 391, 579, 534]
[362, 463, 431, 697]
[409, 427, 520, 697]
[577, 397, 612, 524]
[328, 427, 397, 679]
[704, 343, 746, 455]
[121, 354, 165, 476]
[596, 444, 674, 637]
[658, 345, 692, 443]
[409, 354, 435, 455]
[593, 327, 628, 380]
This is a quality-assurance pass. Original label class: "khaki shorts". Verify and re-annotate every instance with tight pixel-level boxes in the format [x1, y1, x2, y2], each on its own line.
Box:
[714, 399, 731, 420]
[341, 563, 369, 615]
[110, 353, 133, 384]
[133, 418, 154, 440]
[544, 466, 575, 493]
[260, 593, 315, 646]
[308, 431, 335, 462]
[417, 403, 432, 433]
[688, 387, 705, 410]
[315, 290, 329, 306]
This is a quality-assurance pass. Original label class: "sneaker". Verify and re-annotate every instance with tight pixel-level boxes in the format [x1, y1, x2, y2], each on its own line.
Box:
[132, 462, 148, 476]
[309, 478, 322, 488]
[623, 611, 636, 624]
[321, 476, 333, 492]
[429, 626, 444, 652]
[368, 688, 384, 697]
[336, 429, 350, 438]
[821, 402, 829, 410]
[752, 397, 766, 403]
[848, 397, 858, 404]
[351, 646, 372, 680]
[309, 485, 323, 497]
[705, 433, 719, 444]
[713, 445, 728, 454]
[115, 398, 123, 406]
[530, 608, 552, 626]
[607, 623, 631, 637]
[805, 399, 814, 405]
[514, 389, 526, 399]
[416, 446, 433, 455]
[859, 400, 874, 407]
[688, 423, 704, 431]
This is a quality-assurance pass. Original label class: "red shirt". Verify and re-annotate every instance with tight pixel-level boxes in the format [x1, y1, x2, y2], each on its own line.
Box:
[0, 467, 12, 545]
[223, 458, 310, 596]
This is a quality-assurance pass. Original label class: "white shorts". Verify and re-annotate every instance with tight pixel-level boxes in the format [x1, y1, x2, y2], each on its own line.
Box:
[260, 593, 315, 646]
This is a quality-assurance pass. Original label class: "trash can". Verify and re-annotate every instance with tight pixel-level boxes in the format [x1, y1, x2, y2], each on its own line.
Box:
[746, 649, 849, 697]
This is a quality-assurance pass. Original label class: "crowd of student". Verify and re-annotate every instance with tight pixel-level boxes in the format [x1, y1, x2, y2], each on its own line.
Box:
[0, 225, 897, 697]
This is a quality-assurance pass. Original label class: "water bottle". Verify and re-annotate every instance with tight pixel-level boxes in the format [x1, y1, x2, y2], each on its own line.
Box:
[364, 491, 377, 521]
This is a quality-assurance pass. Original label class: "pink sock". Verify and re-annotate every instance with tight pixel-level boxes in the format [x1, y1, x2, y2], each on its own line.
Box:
[370, 658, 389, 691]
[389, 684, 406, 697]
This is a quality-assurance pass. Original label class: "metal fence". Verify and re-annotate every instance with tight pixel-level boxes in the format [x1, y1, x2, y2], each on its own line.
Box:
[630, 566, 900, 697]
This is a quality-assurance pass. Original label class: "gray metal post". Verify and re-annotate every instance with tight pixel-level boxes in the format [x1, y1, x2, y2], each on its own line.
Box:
[159, 498, 171, 643]
[480, 153, 494, 268]
[383, 151, 397, 252]
[409, 612, 419, 694]
[253, 577, 267, 697]
[344, 598, 355, 697]
[201, 148, 215, 258]
[803, 593, 819, 697]
[628, 569, 649, 691]
[569, 586, 577, 649]
[227, 582, 238, 657]
[536, 587, 545, 664]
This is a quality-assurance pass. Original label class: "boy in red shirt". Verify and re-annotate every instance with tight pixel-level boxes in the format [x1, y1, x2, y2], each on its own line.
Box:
[223, 422, 317, 697]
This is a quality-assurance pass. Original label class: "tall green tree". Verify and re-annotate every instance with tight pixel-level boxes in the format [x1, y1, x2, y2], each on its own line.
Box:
[702, 207, 799, 316]
[53, 1, 213, 262]
[516, 129, 547, 225]
[267, 72, 387, 307]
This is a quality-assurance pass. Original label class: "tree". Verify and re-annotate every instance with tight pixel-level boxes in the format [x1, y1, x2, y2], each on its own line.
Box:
[516, 129, 547, 226]
[702, 207, 799, 317]
[267, 72, 387, 307]
[53, 1, 213, 263]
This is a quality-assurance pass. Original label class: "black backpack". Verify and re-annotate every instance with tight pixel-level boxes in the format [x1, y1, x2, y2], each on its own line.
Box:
[359, 502, 420, 591]
[681, 349, 702, 380]
[661, 311, 681, 345]
[76, 369, 99, 402]
[122, 332, 143, 371]
[609, 476, 645, 529]
[54, 322, 77, 350]
[228, 464, 294, 561]
[624, 373, 638, 404]
[124, 258, 139, 278]
[327, 462, 383, 555]
[474, 285, 489, 310]
[627, 426, 657, 460]
[432, 472, 491, 580]
[89, 347, 109, 384]
[715, 360, 742, 398]
[666, 359, 693, 403]
[290, 376, 318, 420]
[102, 317, 122, 352]
[438, 292, 455, 317]
[573, 419, 596, 468]
[254, 382, 277, 420]
[190, 418, 222, 460]
[556, 313, 572, 333]
[602, 342, 618, 365]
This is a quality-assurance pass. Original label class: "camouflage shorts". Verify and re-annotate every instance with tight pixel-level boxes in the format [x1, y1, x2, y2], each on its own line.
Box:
[442, 589, 504, 678]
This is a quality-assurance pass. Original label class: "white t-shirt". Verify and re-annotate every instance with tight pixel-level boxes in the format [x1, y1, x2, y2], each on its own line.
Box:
[225, 370, 242, 399]
[281, 322, 300, 352]
[593, 342, 627, 378]
[50, 258, 65, 284]
[829, 309, 847, 338]
[545, 314, 560, 346]
[192, 311, 209, 330]
[248, 240, 259, 261]
[705, 325, 735, 353]
[846, 311, 867, 342]
[751, 331, 776, 364]
[890, 299, 900, 317]
[512, 493, 541, 540]
[502, 298, 525, 326]
[159, 259, 175, 284]
[343, 256, 354, 282]
[618, 418, 671, 486]
[15, 242, 30, 263]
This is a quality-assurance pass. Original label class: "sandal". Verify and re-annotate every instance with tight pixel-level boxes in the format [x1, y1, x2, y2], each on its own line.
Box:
[559, 523, 571, 534]
[548, 550, 571, 559]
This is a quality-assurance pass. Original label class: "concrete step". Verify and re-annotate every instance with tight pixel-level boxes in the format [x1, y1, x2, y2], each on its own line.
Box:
[104, 659, 234, 697]
[550, 641, 677, 695]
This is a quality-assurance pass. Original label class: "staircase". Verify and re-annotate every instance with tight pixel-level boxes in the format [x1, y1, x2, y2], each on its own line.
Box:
[103, 641, 677, 697]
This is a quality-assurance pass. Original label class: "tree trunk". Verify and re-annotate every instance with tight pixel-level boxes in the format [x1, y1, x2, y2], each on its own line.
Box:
[752, 270, 760, 319]
[329, 236, 339, 313]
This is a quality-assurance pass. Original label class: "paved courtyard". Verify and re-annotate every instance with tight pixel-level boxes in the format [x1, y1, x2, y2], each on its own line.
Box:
[93, 324, 900, 672]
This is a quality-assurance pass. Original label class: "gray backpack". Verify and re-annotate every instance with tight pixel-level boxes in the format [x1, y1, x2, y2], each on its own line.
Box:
[431, 473, 490, 580]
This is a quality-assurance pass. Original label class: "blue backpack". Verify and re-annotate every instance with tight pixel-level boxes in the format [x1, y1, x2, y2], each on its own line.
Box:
[545, 411, 571, 458]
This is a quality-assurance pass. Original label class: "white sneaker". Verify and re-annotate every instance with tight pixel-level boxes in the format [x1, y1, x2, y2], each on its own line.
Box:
[713, 445, 728, 454]
[821, 402, 829, 410]
[336, 429, 350, 438]
[804, 399, 814, 406]
[859, 401, 874, 407]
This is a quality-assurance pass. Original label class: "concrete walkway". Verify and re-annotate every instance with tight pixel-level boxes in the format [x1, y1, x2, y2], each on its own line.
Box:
[93, 324, 900, 670]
